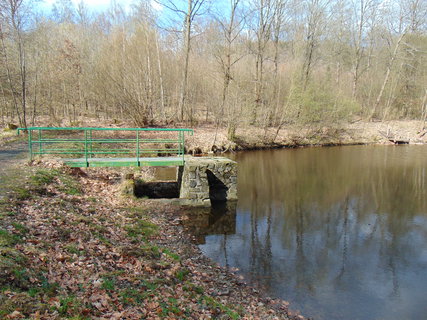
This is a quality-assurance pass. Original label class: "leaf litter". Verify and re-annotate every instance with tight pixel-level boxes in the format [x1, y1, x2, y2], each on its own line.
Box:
[0, 160, 307, 320]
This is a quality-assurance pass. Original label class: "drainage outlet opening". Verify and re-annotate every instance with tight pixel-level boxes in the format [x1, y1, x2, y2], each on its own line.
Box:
[206, 169, 229, 203]
[134, 180, 179, 199]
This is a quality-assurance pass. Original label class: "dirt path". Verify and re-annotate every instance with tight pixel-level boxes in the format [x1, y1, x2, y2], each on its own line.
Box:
[0, 143, 27, 199]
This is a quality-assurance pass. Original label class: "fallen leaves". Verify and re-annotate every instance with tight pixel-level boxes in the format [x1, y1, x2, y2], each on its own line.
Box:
[0, 164, 302, 320]
[5, 310, 23, 319]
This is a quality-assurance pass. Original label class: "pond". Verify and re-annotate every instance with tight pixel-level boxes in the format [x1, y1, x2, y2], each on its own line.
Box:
[187, 145, 427, 320]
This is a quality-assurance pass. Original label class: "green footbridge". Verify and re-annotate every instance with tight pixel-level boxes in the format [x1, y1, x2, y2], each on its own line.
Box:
[17, 127, 193, 167]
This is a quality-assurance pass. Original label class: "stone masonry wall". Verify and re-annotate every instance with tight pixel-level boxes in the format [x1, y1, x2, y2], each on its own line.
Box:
[179, 157, 237, 206]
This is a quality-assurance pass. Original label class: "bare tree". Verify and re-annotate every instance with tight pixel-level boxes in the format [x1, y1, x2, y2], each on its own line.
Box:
[270, 0, 289, 125]
[370, 0, 426, 119]
[301, 0, 329, 91]
[155, 0, 208, 123]
[249, 0, 275, 124]
[52, 0, 76, 23]
[213, 0, 246, 142]
[0, 0, 30, 128]
[0, 0, 426, 131]
[350, 0, 378, 99]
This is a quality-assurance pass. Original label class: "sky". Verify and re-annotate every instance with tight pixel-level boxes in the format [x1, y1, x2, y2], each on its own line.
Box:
[38, 0, 163, 13]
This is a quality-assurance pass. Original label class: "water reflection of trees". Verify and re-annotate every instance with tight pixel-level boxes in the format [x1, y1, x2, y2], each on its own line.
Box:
[201, 146, 427, 319]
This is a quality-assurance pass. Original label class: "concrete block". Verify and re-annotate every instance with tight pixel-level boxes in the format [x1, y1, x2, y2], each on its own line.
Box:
[179, 156, 237, 206]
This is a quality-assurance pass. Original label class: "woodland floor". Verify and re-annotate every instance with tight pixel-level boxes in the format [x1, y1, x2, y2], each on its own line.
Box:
[0, 158, 300, 320]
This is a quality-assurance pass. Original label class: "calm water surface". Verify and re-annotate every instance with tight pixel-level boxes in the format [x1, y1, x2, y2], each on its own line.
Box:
[188, 145, 427, 320]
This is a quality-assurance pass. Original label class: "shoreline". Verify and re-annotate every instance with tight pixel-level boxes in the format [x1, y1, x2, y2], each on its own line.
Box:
[0, 160, 301, 319]
[184, 120, 426, 155]
[1, 119, 426, 319]
[2, 119, 426, 152]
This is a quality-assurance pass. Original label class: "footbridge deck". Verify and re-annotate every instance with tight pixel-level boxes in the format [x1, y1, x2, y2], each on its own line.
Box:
[17, 127, 193, 167]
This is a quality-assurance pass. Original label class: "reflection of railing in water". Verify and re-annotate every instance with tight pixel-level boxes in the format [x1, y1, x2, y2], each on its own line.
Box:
[183, 201, 237, 244]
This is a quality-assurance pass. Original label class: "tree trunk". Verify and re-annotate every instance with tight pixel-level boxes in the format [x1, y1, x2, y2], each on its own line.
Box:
[0, 26, 22, 126]
[179, 0, 193, 122]
[370, 33, 405, 120]
[155, 33, 167, 122]
[421, 89, 427, 129]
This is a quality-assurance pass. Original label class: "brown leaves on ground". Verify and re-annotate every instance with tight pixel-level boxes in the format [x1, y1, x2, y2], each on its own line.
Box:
[0, 163, 303, 320]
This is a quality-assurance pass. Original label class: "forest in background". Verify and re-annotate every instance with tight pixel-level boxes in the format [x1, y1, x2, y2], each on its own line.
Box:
[0, 0, 426, 139]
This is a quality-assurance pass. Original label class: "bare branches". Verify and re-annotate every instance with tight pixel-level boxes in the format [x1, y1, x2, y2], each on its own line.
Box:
[0, 0, 426, 128]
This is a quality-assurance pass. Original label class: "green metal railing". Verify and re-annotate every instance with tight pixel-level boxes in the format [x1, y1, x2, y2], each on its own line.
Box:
[17, 127, 194, 167]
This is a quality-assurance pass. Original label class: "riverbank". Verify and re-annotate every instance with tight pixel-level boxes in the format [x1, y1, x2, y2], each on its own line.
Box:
[0, 160, 301, 319]
[4, 119, 425, 152]
[183, 120, 427, 154]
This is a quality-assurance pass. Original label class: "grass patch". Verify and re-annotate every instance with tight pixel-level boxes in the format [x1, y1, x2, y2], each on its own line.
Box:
[0, 211, 18, 220]
[7, 168, 82, 201]
[58, 174, 82, 195]
[0, 229, 21, 246]
[159, 297, 183, 317]
[8, 169, 57, 200]
[57, 295, 83, 317]
[183, 283, 204, 295]
[93, 232, 112, 246]
[141, 279, 160, 291]
[11, 222, 29, 236]
[33, 168, 82, 195]
[12, 186, 32, 201]
[121, 243, 161, 259]
[162, 248, 181, 261]
[0, 292, 49, 318]
[65, 244, 86, 256]
[124, 219, 158, 240]
[124, 206, 146, 218]
[141, 244, 161, 259]
[31, 169, 57, 186]
[119, 288, 144, 306]
[73, 214, 91, 225]
[201, 295, 241, 320]
[56, 227, 72, 241]
[28, 279, 60, 298]
[101, 277, 116, 291]
[0, 247, 30, 289]
[174, 268, 190, 282]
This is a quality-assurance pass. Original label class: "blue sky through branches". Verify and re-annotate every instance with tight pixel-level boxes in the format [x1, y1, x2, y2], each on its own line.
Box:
[38, 0, 163, 13]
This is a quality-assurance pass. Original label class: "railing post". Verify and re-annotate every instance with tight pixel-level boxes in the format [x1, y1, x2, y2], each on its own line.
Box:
[84, 129, 89, 167]
[89, 129, 93, 158]
[29, 129, 33, 161]
[136, 130, 140, 166]
[38, 129, 42, 155]
[181, 131, 185, 165]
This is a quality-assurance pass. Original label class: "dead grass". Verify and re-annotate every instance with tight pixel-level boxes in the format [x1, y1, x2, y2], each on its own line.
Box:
[0, 129, 25, 147]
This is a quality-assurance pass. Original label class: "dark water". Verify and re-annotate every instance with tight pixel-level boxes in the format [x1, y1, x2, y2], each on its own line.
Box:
[188, 145, 427, 320]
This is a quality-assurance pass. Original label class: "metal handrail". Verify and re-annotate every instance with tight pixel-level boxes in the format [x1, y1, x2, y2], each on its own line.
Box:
[17, 127, 194, 167]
